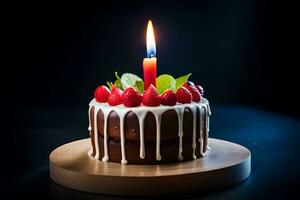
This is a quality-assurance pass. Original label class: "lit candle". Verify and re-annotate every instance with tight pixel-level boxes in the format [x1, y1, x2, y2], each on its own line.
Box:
[143, 20, 157, 90]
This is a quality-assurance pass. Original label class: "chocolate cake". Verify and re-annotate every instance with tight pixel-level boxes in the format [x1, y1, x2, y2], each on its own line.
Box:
[88, 98, 211, 164]
[86, 20, 212, 164]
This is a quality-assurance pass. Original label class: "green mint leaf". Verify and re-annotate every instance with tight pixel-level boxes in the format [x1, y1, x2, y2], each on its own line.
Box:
[136, 80, 144, 93]
[156, 74, 176, 94]
[175, 73, 192, 90]
[121, 73, 143, 90]
[114, 79, 122, 89]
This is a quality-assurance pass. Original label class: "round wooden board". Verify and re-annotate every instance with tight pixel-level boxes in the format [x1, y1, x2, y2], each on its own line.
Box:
[49, 138, 251, 196]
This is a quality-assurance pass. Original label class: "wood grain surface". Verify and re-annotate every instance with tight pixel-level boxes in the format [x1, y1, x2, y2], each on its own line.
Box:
[50, 138, 251, 196]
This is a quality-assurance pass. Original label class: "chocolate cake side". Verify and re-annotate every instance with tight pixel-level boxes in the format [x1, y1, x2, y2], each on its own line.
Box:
[89, 102, 209, 164]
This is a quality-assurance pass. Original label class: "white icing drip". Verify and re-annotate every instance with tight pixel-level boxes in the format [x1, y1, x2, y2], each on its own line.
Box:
[205, 104, 210, 154]
[88, 98, 210, 164]
[206, 102, 211, 133]
[88, 106, 93, 156]
[117, 109, 128, 164]
[155, 113, 162, 161]
[93, 107, 101, 159]
[174, 106, 185, 161]
[131, 111, 148, 159]
[199, 105, 204, 157]
[101, 108, 111, 162]
[184, 104, 198, 160]
[205, 102, 211, 156]
[200, 104, 209, 157]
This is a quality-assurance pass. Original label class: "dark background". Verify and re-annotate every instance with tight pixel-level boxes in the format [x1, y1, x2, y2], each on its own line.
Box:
[2, 0, 299, 199]
[6, 0, 298, 115]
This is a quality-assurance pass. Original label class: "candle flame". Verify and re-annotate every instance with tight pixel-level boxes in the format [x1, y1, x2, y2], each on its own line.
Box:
[146, 20, 156, 58]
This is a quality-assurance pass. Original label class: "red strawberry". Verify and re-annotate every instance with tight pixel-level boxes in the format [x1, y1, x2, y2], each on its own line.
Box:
[195, 84, 204, 95]
[111, 85, 120, 93]
[176, 86, 192, 104]
[183, 81, 201, 102]
[122, 87, 142, 107]
[160, 89, 177, 106]
[142, 85, 161, 106]
[108, 86, 123, 106]
[94, 85, 111, 103]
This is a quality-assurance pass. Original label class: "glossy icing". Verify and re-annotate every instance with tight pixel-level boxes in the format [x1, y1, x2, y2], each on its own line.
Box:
[88, 98, 211, 164]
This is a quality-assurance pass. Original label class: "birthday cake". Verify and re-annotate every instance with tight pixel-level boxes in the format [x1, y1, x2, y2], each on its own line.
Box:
[87, 20, 210, 164]
[88, 72, 211, 164]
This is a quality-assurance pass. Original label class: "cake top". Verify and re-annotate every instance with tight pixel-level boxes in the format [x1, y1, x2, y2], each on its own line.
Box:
[93, 72, 204, 107]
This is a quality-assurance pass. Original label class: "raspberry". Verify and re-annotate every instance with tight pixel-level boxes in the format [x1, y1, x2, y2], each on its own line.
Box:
[108, 86, 123, 106]
[195, 84, 204, 95]
[183, 81, 201, 102]
[142, 85, 161, 106]
[122, 87, 142, 107]
[94, 85, 111, 103]
[176, 86, 192, 104]
[160, 89, 177, 106]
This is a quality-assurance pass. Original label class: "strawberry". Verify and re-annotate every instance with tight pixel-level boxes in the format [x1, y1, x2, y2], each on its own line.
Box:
[111, 84, 120, 93]
[160, 89, 177, 106]
[183, 81, 201, 102]
[108, 86, 123, 106]
[94, 85, 111, 103]
[122, 87, 142, 107]
[142, 85, 161, 106]
[176, 86, 192, 104]
[195, 84, 204, 95]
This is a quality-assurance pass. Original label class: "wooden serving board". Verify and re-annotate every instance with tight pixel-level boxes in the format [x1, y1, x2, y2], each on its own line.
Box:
[49, 138, 251, 196]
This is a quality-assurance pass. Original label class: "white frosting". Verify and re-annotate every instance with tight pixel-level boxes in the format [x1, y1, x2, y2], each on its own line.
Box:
[174, 106, 185, 161]
[130, 111, 147, 159]
[88, 98, 211, 164]
[87, 106, 93, 156]
[93, 107, 101, 159]
[199, 105, 204, 156]
[117, 109, 128, 164]
[101, 108, 110, 162]
[184, 104, 198, 160]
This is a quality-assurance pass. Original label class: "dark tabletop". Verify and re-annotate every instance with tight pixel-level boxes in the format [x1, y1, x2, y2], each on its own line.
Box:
[2, 104, 300, 199]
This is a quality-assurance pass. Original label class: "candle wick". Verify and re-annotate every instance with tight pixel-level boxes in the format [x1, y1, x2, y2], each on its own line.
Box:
[147, 51, 156, 58]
